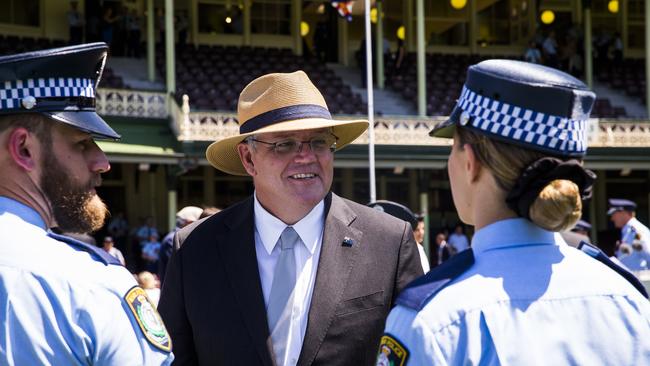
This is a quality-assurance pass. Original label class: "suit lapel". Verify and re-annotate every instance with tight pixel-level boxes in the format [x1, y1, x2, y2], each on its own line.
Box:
[298, 193, 363, 366]
[219, 197, 275, 366]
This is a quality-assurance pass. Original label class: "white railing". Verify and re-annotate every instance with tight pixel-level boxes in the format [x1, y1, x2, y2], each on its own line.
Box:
[96, 88, 168, 119]
[93, 89, 650, 149]
[173, 107, 650, 148]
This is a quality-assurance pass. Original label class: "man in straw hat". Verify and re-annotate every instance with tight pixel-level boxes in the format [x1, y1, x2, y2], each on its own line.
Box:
[158, 71, 423, 365]
[0, 43, 172, 364]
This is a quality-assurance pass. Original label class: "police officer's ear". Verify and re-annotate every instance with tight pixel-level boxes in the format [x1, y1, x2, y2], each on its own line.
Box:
[6, 127, 40, 172]
[462, 143, 483, 184]
[237, 141, 257, 176]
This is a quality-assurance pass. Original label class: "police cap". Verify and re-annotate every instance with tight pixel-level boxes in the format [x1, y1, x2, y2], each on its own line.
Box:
[367, 200, 418, 230]
[571, 219, 592, 232]
[607, 198, 637, 215]
[0, 42, 119, 139]
[429, 60, 596, 157]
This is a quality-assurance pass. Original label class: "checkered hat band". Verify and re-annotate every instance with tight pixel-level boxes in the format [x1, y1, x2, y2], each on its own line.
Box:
[457, 86, 587, 155]
[0, 78, 95, 110]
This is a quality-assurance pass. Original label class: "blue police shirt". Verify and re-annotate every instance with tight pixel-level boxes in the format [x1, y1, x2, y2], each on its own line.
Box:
[0, 196, 174, 365]
[379, 218, 650, 365]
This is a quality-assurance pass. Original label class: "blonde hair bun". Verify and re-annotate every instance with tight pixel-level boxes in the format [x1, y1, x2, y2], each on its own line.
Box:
[529, 179, 582, 232]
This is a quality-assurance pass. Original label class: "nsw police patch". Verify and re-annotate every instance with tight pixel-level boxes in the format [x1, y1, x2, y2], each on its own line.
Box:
[124, 286, 172, 352]
[376, 334, 408, 366]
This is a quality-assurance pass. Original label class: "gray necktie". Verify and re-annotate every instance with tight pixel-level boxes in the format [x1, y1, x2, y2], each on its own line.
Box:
[267, 226, 299, 333]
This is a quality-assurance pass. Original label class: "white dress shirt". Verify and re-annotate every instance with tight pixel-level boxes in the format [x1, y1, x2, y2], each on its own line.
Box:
[254, 193, 324, 366]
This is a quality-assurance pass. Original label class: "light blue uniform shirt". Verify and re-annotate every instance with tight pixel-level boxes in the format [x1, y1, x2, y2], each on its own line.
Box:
[380, 218, 650, 365]
[0, 196, 174, 365]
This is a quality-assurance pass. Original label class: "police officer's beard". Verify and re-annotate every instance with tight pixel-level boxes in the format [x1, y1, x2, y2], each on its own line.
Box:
[39, 154, 108, 233]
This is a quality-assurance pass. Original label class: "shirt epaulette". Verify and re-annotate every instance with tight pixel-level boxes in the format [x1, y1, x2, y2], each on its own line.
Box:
[48, 232, 122, 266]
[577, 241, 649, 298]
[396, 249, 475, 311]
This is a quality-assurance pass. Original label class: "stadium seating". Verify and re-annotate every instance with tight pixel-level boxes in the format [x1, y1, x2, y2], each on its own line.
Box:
[596, 58, 646, 109]
[386, 52, 629, 118]
[157, 44, 367, 114]
[0, 35, 128, 89]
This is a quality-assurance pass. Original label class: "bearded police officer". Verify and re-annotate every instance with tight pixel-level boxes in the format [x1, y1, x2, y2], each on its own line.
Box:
[0, 43, 173, 364]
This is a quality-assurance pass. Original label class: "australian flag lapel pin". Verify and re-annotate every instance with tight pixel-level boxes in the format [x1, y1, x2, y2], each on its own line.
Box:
[342, 237, 355, 247]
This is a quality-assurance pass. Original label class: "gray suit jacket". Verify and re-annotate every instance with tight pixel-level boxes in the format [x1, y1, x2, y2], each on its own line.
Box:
[158, 192, 423, 366]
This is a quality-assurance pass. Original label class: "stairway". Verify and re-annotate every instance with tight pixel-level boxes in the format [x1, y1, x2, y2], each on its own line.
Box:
[328, 63, 417, 116]
[106, 57, 166, 91]
[593, 81, 648, 119]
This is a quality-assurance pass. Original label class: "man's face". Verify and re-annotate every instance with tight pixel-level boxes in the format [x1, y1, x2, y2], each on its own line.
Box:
[241, 128, 334, 216]
[40, 123, 110, 233]
[610, 210, 631, 229]
[413, 221, 425, 244]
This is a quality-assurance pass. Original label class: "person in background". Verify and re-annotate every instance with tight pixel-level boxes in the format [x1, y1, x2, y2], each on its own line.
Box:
[413, 216, 430, 273]
[103, 236, 126, 266]
[368, 201, 430, 274]
[67, 1, 84, 44]
[107, 211, 129, 252]
[378, 59, 650, 365]
[434, 232, 451, 266]
[136, 216, 159, 245]
[542, 30, 559, 68]
[158, 206, 203, 285]
[0, 43, 172, 364]
[199, 206, 221, 219]
[141, 233, 161, 273]
[620, 237, 650, 272]
[138, 271, 161, 307]
[524, 40, 542, 64]
[447, 223, 469, 253]
[561, 219, 591, 248]
[609, 198, 650, 257]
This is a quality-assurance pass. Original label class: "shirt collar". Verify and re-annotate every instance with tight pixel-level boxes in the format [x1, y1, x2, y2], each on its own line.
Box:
[0, 196, 47, 231]
[625, 217, 639, 230]
[253, 192, 325, 255]
[471, 218, 556, 254]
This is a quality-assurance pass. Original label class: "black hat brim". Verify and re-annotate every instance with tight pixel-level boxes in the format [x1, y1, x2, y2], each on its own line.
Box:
[44, 111, 120, 140]
[428, 105, 461, 138]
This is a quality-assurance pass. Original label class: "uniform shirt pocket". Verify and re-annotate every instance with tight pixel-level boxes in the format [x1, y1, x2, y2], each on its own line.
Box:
[334, 290, 385, 316]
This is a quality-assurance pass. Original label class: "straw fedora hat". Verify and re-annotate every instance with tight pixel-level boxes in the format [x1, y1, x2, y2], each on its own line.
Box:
[206, 70, 369, 176]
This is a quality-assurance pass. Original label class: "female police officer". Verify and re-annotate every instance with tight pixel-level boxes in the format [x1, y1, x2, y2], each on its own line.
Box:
[377, 60, 650, 365]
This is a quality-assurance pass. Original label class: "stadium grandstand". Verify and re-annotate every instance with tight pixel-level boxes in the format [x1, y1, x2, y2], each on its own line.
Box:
[1, 0, 649, 259]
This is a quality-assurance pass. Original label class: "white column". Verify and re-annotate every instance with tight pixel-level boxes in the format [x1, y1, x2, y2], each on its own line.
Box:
[244, 0, 251, 45]
[293, 0, 302, 56]
[165, 0, 176, 94]
[147, 0, 155, 82]
[375, 1, 385, 89]
[416, 0, 426, 117]
[646, 0, 650, 115]
[470, 0, 477, 53]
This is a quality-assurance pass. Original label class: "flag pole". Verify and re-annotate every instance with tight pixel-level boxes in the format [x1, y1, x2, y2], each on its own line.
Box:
[364, 0, 376, 202]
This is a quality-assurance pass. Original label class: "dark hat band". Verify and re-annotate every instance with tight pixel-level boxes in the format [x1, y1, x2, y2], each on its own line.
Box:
[0, 77, 95, 111]
[240, 104, 332, 134]
[456, 86, 588, 156]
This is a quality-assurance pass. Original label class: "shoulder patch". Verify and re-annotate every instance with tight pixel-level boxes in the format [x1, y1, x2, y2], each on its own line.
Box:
[124, 286, 172, 352]
[396, 248, 475, 310]
[376, 334, 409, 366]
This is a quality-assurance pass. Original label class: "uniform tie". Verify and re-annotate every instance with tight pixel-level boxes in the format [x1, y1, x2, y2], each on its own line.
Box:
[267, 226, 299, 333]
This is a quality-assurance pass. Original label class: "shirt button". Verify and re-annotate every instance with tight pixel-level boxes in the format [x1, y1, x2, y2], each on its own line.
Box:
[291, 358, 297, 365]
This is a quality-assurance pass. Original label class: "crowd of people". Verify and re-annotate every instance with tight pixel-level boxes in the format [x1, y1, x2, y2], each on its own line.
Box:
[66, 1, 189, 55]
[524, 26, 624, 78]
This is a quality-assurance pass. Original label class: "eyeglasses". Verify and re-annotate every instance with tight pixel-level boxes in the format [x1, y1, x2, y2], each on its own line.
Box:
[249, 134, 338, 156]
